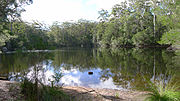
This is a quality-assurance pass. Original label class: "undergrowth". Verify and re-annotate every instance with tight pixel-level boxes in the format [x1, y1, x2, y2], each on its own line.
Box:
[145, 76, 180, 101]
[20, 79, 70, 101]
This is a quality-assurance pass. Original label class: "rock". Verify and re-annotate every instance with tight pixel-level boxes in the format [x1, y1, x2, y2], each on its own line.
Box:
[88, 72, 93, 75]
[2, 47, 8, 53]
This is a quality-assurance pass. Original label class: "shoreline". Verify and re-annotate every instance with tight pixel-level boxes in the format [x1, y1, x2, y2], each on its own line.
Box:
[0, 46, 176, 54]
[62, 86, 147, 101]
[0, 80, 147, 101]
[0, 80, 23, 101]
[0, 44, 176, 54]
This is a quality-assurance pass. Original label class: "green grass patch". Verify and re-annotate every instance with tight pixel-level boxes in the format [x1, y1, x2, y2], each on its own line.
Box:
[145, 77, 180, 101]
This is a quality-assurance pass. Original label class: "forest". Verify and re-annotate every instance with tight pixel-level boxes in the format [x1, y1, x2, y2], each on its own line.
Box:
[1, 0, 180, 100]
[0, 0, 180, 51]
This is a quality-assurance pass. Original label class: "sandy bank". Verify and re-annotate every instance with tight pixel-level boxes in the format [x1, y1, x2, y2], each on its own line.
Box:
[0, 80, 23, 101]
[0, 80, 147, 101]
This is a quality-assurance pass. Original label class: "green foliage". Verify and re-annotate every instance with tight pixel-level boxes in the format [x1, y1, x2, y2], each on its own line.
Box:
[46, 20, 95, 48]
[8, 21, 50, 50]
[0, 22, 11, 46]
[145, 77, 180, 101]
[159, 29, 180, 45]
[98, 9, 109, 22]
[132, 28, 154, 46]
[1, 0, 179, 50]
[0, 0, 32, 20]
[94, 0, 168, 48]
[0, 0, 33, 47]
[21, 78, 70, 101]
[158, 0, 180, 48]
[20, 79, 38, 101]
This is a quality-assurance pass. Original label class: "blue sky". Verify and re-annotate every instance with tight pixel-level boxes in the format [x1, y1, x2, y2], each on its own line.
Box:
[21, 0, 124, 25]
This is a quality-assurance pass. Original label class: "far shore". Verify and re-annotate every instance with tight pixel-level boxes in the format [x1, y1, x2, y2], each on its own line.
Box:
[1, 45, 179, 54]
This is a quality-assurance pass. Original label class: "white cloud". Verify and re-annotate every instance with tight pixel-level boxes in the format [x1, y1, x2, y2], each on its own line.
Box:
[61, 75, 82, 86]
[89, 78, 124, 90]
[87, 0, 124, 10]
[21, 0, 124, 25]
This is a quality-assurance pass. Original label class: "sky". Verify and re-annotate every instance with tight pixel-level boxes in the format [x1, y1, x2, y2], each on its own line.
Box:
[21, 0, 124, 25]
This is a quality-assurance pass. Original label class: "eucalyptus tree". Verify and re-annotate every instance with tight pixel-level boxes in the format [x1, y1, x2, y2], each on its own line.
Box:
[95, 0, 176, 47]
[95, 9, 110, 47]
[158, 0, 180, 49]
[0, 0, 33, 48]
[46, 20, 96, 48]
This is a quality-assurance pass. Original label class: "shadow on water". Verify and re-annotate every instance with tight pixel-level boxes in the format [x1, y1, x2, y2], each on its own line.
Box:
[0, 48, 180, 91]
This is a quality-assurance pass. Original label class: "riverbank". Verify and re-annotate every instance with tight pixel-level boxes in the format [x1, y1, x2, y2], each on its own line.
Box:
[1, 45, 180, 55]
[0, 80, 147, 101]
[0, 44, 176, 54]
[62, 86, 147, 101]
[0, 80, 24, 101]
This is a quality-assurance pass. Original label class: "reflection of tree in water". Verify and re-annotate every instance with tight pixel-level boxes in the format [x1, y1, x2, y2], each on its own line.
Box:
[49, 48, 180, 90]
[51, 49, 96, 71]
[99, 69, 112, 82]
[0, 52, 54, 81]
[95, 48, 180, 90]
[0, 48, 179, 90]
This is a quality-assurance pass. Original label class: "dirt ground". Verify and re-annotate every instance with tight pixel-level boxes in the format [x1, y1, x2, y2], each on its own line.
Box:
[0, 80, 147, 101]
[62, 86, 147, 101]
[0, 80, 24, 101]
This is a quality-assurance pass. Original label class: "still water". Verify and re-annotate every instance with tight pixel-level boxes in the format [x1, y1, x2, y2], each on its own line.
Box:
[0, 48, 180, 90]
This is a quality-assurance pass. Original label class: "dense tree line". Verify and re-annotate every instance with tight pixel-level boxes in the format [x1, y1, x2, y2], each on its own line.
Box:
[47, 20, 96, 48]
[0, 0, 179, 51]
[94, 0, 179, 48]
[4, 20, 96, 50]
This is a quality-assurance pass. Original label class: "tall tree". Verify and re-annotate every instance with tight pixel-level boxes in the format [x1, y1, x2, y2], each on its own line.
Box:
[0, 0, 33, 48]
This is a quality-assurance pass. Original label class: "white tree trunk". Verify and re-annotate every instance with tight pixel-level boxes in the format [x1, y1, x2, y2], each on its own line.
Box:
[154, 14, 156, 41]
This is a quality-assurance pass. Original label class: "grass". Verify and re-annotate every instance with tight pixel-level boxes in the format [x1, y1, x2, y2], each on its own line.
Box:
[115, 92, 120, 99]
[20, 78, 70, 101]
[145, 77, 180, 101]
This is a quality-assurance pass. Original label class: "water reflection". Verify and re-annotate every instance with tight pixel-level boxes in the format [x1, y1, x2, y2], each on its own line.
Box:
[0, 48, 179, 90]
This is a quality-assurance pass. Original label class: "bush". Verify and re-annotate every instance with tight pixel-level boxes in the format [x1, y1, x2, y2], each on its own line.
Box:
[21, 78, 70, 101]
[158, 29, 180, 47]
[145, 77, 180, 101]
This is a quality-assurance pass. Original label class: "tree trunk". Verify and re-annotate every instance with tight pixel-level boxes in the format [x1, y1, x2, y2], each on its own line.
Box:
[153, 14, 156, 43]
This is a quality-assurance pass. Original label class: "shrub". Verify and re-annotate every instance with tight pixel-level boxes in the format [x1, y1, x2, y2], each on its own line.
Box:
[145, 77, 180, 101]
[21, 78, 70, 101]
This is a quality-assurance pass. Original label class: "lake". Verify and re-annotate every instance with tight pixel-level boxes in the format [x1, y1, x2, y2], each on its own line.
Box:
[0, 48, 180, 91]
